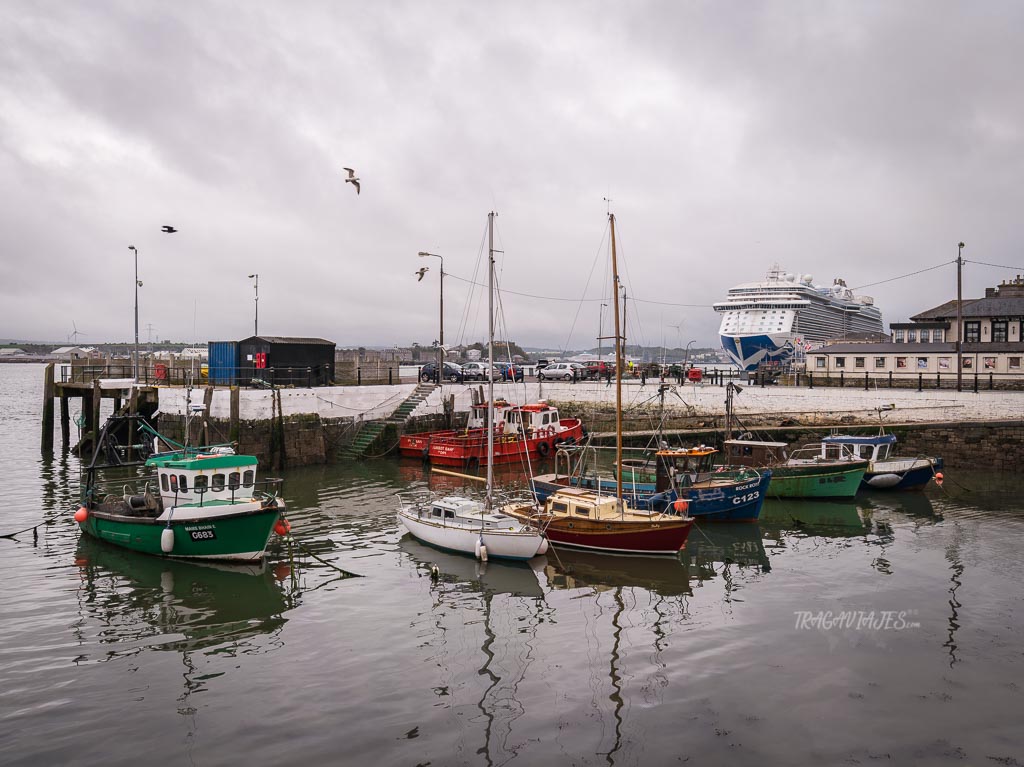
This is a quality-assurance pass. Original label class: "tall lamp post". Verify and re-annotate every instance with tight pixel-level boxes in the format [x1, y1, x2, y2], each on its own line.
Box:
[956, 242, 964, 392]
[418, 252, 443, 382]
[248, 273, 259, 336]
[129, 245, 140, 381]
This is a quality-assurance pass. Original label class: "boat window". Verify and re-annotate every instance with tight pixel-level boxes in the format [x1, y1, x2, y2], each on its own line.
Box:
[432, 507, 442, 517]
[573, 505, 590, 517]
[242, 470, 254, 487]
[169, 474, 178, 492]
[178, 474, 188, 492]
[825, 445, 842, 460]
[859, 446, 873, 459]
[212, 473, 225, 491]
[877, 444, 889, 460]
[444, 510, 455, 519]
[161, 473, 169, 492]
[194, 475, 208, 492]
[551, 501, 568, 513]
[228, 472, 240, 490]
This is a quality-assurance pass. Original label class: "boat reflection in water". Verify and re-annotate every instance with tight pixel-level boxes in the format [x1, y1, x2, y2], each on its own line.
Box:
[543, 548, 692, 596]
[759, 498, 872, 533]
[684, 522, 772, 589]
[398, 537, 545, 598]
[73, 536, 296, 657]
[399, 537, 547, 766]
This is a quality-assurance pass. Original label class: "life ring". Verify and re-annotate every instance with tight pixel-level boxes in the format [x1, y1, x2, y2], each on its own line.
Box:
[536, 441, 550, 458]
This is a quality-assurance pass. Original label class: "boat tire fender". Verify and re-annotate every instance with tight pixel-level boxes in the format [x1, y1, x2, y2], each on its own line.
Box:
[537, 441, 550, 458]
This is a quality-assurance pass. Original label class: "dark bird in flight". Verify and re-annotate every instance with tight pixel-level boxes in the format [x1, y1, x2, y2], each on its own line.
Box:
[415, 267, 429, 282]
[161, 225, 177, 233]
[343, 167, 361, 195]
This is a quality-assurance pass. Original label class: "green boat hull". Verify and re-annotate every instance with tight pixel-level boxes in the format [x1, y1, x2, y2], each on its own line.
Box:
[765, 463, 866, 498]
[80, 507, 281, 562]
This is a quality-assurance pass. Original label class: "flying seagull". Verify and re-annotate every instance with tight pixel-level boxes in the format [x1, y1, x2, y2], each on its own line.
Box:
[161, 225, 177, 233]
[343, 167, 360, 195]
[415, 267, 429, 282]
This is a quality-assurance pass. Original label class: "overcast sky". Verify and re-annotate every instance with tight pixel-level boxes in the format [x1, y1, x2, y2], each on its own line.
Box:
[2, 1, 1022, 352]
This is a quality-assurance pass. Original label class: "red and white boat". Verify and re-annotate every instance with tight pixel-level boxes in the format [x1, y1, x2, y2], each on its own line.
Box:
[398, 400, 584, 468]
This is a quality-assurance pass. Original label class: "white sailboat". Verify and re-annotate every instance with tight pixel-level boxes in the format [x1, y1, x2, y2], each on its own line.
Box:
[396, 212, 549, 561]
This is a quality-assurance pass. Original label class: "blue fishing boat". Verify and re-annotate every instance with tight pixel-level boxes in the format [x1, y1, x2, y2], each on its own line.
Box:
[530, 445, 770, 522]
[819, 432, 942, 491]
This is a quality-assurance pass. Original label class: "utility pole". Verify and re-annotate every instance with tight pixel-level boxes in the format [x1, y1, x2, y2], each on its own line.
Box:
[956, 242, 964, 392]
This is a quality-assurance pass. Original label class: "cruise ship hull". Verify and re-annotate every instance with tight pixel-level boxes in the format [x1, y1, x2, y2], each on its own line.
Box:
[720, 332, 795, 371]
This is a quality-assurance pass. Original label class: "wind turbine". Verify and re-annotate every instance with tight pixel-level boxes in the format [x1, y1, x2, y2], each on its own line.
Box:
[68, 321, 86, 345]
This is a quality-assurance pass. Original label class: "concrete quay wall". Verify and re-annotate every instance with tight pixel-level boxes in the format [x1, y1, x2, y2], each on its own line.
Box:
[153, 382, 1023, 468]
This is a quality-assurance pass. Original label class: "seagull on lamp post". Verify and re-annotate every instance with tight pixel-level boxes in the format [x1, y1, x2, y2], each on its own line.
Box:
[343, 167, 360, 194]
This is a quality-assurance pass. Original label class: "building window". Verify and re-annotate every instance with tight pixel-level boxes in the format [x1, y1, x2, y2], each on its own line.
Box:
[907, 329, 917, 342]
[992, 320, 1008, 342]
[917, 357, 928, 369]
[855, 357, 865, 368]
[919, 329, 930, 343]
[933, 329, 944, 342]
[894, 329, 905, 342]
[964, 321, 981, 343]
[835, 357, 846, 368]
[939, 357, 951, 370]
[815, 357, 826, 369]
[963, 357, 973, 369]
[1009, 357, 1021, 370]
[896, 357, 907, 369]
[874, 357, 886, 368]
[984, 357, 997, 370]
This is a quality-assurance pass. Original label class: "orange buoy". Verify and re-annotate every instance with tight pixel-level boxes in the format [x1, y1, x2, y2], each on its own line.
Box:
[673, 499, 689, 513]
[935, 472, 944, 481]
[273, 519, 292, 536]
[74, 507, 89, 523]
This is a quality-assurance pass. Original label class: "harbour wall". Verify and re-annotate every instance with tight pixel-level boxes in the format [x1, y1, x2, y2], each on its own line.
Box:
[151, 381, 1024, 470]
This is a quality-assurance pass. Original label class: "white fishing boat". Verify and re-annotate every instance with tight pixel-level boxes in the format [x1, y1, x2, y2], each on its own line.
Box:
[714, 266, 885, 370]
[396, 211, 548, 561]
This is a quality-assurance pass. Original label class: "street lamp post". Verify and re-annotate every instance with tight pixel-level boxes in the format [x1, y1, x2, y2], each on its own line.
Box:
[248, 274, 259, 336]
[418, 252, 443, 382]
[129, 245, 140, 381]
[956, 242, 964, 392]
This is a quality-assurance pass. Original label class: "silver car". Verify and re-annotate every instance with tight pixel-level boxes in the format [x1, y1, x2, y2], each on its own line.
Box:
[538, 362, 584, 381]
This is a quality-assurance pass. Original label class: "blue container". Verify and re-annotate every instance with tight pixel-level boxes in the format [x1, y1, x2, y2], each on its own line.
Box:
[207, 341, 239, 385]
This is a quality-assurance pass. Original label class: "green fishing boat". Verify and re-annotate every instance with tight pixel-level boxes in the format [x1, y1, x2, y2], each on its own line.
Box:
[723, 439, 868, 499]
[75, 416, 286, 562]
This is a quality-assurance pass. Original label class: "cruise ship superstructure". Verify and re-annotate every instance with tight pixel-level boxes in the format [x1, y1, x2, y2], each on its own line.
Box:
[713, 268, 885, 370]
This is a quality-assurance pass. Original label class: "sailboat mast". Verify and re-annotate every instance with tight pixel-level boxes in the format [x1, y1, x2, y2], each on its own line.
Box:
[609, 213, 624, 508]
[486, 211, 496, 509]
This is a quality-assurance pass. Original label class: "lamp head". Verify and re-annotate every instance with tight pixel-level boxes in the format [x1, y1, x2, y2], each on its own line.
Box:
[129, 245, 137, 252]
[958, 242, 965, 249]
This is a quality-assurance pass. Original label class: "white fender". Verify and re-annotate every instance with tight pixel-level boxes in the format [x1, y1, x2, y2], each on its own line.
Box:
[160, 527, 175, 553]
[867, 473, 902, 489]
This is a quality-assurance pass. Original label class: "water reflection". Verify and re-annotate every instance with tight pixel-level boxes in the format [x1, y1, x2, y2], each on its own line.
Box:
[73, 536, 296, 657]
[399, 537, 547, 766]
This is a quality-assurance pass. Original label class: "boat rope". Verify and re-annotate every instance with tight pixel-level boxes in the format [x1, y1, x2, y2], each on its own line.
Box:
[285, 535, 362, 578]
[0, 523, 42, 541]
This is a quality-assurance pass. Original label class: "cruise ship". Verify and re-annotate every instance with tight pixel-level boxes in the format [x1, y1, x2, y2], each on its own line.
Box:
[713, 267, 885, 370]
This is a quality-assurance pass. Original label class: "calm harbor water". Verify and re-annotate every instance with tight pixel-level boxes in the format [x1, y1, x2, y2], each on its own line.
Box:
[2, 363, 1023, 766]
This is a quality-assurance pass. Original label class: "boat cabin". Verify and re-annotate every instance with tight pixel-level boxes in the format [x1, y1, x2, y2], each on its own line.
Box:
[545, 488, 627, 520]
[421, 495, 524, 530]
[465, 400, 517, 431]
[652, 447, 720, 491]
[820, 434, 896, 462]
[508, 403, 564, 437]
[723, 439, 789, 467]
[146, 450, 258, 507]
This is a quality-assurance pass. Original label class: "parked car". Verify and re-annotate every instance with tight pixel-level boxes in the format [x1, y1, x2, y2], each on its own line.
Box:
[461, 362, 501, 381]
[584, 361, 615, 379]
[419, 361, 465, 383]
[495, 362, 524, 382]
[538, 362, 584, 381]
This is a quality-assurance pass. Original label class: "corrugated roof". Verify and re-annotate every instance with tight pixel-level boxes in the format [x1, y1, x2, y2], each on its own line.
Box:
[239, 336, 335, 345]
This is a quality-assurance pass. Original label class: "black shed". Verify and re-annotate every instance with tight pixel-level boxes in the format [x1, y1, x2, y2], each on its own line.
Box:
[237, 336, 336, 387]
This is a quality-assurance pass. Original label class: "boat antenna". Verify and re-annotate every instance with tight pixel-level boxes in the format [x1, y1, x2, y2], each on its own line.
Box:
[610, 212, 624, 516]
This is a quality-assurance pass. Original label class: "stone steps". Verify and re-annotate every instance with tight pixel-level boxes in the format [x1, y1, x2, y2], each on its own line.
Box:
[343, 383, 437, 458]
